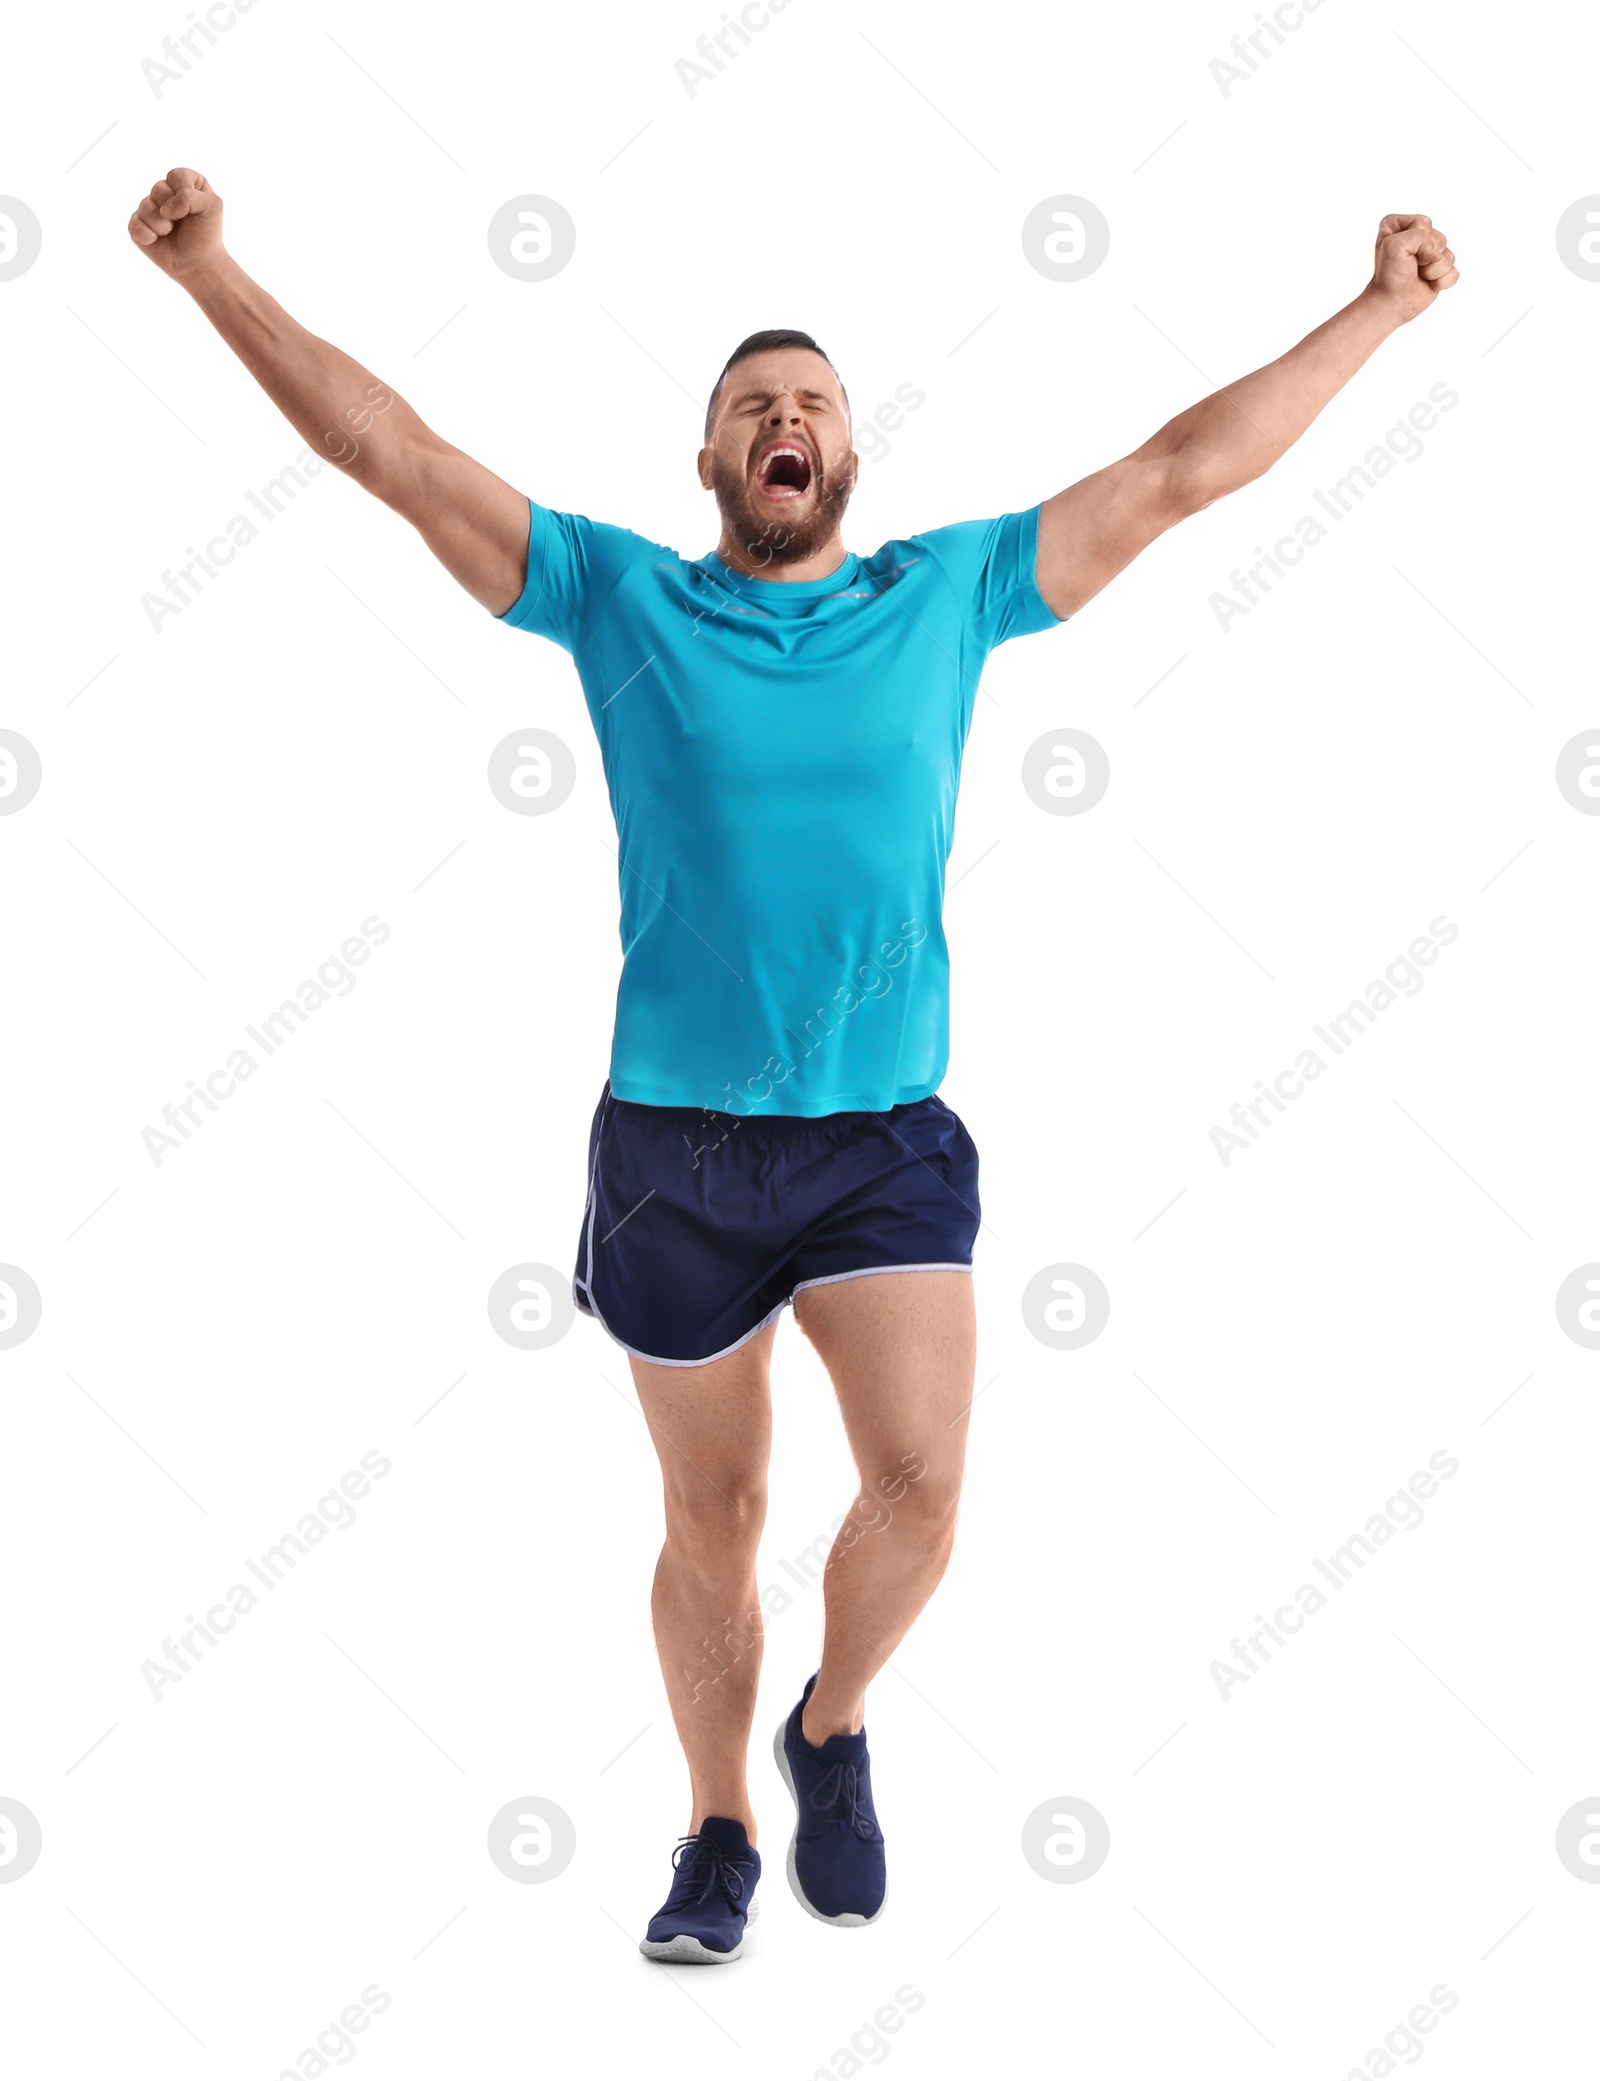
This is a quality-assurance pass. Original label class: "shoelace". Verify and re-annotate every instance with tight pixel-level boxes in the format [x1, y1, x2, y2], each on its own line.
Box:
[667, 1832, 751, 1908]
[808, 1761, 880, 1841]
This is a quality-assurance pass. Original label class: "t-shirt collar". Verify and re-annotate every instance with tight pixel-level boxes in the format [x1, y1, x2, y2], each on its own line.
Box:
[700, 548, 861, 597]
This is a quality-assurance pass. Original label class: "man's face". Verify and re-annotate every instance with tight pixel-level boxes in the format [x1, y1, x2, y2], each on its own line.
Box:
[699, 349, 857, 569]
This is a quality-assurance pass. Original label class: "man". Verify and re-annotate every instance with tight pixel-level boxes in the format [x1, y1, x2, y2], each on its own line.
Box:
[128, 169, 1457, 1962]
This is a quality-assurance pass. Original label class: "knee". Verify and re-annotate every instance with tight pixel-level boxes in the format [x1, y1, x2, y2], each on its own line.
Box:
[663, 1478, 767, 1572]
[875, 1467, 962, 1561]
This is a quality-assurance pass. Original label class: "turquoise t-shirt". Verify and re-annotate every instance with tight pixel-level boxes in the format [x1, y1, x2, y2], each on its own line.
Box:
[499, 501, 1063, 1116]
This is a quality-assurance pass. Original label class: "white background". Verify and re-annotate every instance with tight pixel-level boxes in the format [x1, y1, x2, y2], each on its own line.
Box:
[3, 0, 1598, 2074]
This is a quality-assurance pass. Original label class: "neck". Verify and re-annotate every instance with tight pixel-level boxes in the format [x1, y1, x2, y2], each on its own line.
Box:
[713, 527, 849, 583]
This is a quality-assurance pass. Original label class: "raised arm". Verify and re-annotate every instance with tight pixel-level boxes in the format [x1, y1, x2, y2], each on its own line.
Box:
[1035, 214, 1459, 620]
[127, 168, 530, 615]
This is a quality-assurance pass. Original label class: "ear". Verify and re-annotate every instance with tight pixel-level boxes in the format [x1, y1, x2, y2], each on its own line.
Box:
[696, 445, 714, 490]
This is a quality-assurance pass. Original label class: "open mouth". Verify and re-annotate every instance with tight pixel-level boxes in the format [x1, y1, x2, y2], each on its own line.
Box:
[753, 440, 814, 500]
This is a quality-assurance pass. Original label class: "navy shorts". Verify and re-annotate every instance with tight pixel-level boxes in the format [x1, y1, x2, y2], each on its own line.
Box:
[574, 1085, 981, 1366]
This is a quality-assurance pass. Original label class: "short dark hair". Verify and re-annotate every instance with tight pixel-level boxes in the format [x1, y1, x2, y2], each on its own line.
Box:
[703, 328, 847, 442]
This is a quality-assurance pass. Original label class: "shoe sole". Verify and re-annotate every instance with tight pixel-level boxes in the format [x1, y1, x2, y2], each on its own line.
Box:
[638, 1932, 742, 1963]
[638, 1892, 757, 1964]
[772, 1716, 886, 1927]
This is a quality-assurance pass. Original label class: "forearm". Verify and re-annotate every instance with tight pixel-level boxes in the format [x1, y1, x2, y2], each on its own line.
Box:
[1156, 288, 1404, 505]
[185, 254, 433, 496]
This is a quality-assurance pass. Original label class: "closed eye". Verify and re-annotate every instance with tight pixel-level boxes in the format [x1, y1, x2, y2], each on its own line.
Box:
[738, 392, 832, 413]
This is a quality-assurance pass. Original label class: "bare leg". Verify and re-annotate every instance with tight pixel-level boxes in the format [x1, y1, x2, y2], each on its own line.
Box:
[629, 1319, 778, 1842]
[790, 1271, 976, 1742]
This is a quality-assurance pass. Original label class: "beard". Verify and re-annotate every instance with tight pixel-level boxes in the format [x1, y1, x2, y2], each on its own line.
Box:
[709, 447, 857, 571]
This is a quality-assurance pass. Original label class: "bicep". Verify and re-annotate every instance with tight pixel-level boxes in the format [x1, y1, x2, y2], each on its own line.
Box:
[382, 438, 532, 615]
[1036, 447, 1204, 619]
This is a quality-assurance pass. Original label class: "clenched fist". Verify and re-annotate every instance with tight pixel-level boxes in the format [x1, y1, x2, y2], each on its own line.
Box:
[127, 167, 226, 282]
[1368, 214, 1459, 323]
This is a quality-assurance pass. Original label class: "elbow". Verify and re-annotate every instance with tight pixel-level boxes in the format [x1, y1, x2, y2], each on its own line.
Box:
[367, 435, 445, 522]
[1170, 443, 1276, 517]
[1168, 455, 1231, 517]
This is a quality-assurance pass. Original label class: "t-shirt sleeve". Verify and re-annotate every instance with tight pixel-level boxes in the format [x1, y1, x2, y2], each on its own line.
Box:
[496, 499, 660, 654]
[913, 505, 1066, 649]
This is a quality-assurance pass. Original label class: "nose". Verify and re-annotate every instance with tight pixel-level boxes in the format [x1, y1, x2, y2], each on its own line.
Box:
[766, 394, 803, 425]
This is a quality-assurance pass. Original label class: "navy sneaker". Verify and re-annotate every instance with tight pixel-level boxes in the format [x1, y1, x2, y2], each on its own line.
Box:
[638, 1816, 760, 1963]
[774, 1674, 887, 1925]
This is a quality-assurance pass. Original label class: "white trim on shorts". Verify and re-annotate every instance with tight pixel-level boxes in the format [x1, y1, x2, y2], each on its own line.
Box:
[576, 1282, 792, 1370]
[575, 1254, 973, 1371]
